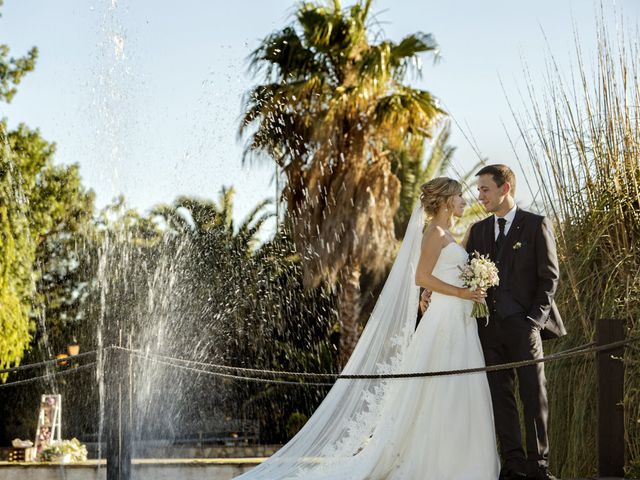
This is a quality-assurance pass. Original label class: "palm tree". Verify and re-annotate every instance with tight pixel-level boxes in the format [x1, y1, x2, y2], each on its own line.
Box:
[393, 120, 486, 238]
[240, 0, 444, 366]
[392, 120, 456, 238]
[150, 189, 273, 337]
[150, 188, 274, 363]
[152, 187, 272, 256]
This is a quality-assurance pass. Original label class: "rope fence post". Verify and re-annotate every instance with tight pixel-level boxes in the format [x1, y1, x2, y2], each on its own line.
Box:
[597, 318, 625, 478]
[106, 340, 132, 480]
[105, 345, 118, 480]
[121, 343, 132, 480]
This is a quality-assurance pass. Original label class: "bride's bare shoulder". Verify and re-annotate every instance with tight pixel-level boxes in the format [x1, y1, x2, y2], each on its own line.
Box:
[423, 224, 447, 237]
[422, 224, 447, 248]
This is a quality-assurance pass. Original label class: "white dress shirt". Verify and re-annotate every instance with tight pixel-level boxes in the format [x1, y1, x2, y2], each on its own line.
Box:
[494, 205, 518, 240]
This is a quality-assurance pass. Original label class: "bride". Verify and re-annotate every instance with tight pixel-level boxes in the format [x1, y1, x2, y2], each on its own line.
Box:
[235, 177, 500, 479]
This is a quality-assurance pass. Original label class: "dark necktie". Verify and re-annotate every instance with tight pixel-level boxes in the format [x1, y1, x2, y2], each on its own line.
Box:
[496, 217, 507, 252]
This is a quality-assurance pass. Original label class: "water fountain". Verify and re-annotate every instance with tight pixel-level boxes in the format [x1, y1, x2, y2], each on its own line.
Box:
[0, 2, 340, 478]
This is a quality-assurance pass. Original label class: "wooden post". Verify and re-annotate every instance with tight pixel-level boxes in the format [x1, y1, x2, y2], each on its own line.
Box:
[597, 318, 625, 478]
[106, 342, 132, 480]
[106, 347, 118, 480]
[120, 345, 132, 480]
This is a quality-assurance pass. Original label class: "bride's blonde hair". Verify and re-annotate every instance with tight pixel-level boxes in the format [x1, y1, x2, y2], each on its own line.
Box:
[419, 177, 463, 217]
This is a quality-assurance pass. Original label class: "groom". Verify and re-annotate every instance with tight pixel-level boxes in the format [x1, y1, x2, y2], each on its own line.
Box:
[465, 165, 566, 480]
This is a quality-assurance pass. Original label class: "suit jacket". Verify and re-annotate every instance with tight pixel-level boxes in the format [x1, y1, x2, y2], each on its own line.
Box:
[466, 208, 567, 340]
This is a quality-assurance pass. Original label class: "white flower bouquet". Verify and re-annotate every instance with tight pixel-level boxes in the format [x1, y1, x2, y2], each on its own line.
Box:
[459, 252, 500, 320]
[39, 438, 88, 462]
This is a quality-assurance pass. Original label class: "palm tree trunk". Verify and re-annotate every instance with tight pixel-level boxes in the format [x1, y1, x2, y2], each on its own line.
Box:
[338, 259, 362, 368]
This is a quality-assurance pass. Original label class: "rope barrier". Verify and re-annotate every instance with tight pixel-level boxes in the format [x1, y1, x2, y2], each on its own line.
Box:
[108, 337, 638, 384]
[0, 350, 98, 376]
[109, 345, 337, 379]
[0, 362, 97, 389]
[130, 352, 334, 387]
[0, 336, 636, 390]
[112, 341, 594, 381]
[337, 341, 605, 380]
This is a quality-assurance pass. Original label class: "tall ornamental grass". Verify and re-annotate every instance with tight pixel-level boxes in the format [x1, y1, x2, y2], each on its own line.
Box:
[510, 16, 640, 478]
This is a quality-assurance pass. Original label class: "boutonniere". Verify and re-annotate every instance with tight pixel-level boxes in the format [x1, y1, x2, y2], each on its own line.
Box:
[513, 242, 523, 250]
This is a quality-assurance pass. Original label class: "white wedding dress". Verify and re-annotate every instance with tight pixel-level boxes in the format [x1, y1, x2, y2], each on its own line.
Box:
[235, 206, 500, 480]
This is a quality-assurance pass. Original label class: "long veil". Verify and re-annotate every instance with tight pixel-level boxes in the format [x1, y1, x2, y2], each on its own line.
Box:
[235, 204, 425, 479]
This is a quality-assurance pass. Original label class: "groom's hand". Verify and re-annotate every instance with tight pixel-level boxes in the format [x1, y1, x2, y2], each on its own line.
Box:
[419, 289, 432, 314]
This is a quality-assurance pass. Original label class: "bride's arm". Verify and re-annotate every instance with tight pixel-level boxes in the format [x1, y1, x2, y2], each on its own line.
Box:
[415, 228, 481, 301]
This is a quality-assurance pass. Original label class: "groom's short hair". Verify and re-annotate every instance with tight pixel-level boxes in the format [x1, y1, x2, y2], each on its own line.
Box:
[476, 164, 516, 195]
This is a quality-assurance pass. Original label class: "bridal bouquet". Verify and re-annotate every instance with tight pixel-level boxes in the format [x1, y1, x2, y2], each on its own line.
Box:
[459, 252, 500, 320]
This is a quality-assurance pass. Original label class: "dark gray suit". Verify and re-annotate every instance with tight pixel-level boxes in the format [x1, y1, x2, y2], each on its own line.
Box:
[466, 207, 566, 473]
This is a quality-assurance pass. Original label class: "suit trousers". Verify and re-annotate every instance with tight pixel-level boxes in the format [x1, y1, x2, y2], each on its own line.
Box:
[477, 313, 549, 473]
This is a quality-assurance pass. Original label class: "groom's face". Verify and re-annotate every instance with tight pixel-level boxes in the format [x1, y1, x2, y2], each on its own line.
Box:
[477, 174, 510, 213]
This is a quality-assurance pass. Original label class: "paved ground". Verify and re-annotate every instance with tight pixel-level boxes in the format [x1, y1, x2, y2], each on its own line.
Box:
[0, 460, 633, 479]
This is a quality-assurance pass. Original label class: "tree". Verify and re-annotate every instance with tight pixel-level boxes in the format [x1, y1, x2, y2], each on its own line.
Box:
[393, 120, 485, 237]
[0, 2, 39, 372]
[0, 1, 38, 103]
[152, 187, 272, 256]
[0, 126, 34, 376]
[146, 189, 275, 381]
[241, 0, 444, 365]
[7, 124, 96, 349]
[0, 122, 96, 375]
[392, 121, 456, 239]
[149, 190, 339, 443]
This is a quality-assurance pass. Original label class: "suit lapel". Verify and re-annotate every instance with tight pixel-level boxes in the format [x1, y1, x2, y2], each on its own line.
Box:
[485, 216, 496, 259]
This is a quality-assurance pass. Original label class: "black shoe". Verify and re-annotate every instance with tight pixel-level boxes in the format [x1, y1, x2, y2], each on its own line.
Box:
[527, 465, 558, 480]
[499, 469, 527, 480]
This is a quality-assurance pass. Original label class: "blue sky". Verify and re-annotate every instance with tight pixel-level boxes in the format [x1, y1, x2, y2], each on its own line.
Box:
[1, 1, 638, 234]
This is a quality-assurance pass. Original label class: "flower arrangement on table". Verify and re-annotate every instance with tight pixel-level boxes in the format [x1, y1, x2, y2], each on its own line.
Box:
[39, 438, 88, 462]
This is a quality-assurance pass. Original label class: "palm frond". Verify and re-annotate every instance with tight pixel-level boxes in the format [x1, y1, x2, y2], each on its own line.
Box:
[152, 189, 272, 255]
[237, 198, 273, 234]
[374, 88, 444, 139]
[235, 211, 275, 253]
[458, 158, 486, 188]
[149, 204, 193, 234]
[357, 41, 392, 82]
[297, 4, 338, 51]
[216, 186, 236, 232]
[248, 27, 325, 81]
[423, 120, 456, 179]
[389, 32, 438, 77]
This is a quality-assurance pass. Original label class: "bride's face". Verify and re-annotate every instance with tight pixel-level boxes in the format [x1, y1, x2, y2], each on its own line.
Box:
[449, 194, 466, 217]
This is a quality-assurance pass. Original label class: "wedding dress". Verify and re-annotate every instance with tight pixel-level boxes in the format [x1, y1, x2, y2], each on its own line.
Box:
[235, 205, 500, 480]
